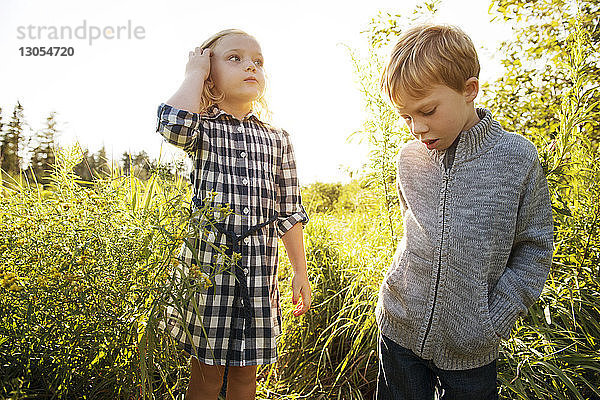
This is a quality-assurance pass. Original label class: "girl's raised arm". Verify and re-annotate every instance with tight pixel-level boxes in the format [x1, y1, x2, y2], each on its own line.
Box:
[156, 48, 211, 155]
[165, 47, 211, 113]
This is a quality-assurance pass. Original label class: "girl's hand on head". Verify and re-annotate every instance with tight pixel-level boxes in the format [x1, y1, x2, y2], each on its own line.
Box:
[185, 47, 211, 82]
[291, 272, 311, 317]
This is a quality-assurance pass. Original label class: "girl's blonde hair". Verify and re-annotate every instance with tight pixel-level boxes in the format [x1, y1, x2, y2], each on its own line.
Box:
[381, 23, 480, 107]
[198, 29, 270, 121]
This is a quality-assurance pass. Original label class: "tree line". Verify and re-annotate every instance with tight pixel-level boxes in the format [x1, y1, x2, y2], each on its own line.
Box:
[0, 102, 184, 186]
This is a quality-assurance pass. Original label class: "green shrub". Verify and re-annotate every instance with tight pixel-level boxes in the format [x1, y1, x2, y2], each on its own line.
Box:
[0, 146, 228, 398]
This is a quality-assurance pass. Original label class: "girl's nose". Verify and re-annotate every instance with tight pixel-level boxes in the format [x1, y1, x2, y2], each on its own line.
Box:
[245, 61, 256, 72]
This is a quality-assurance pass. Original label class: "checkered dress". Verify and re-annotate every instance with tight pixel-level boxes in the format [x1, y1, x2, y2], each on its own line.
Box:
[155, 103, 308, 366]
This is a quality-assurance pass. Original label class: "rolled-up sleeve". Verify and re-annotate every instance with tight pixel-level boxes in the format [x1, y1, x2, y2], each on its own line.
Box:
[276, 129, 309, 237]
[156, 103, 202, 156]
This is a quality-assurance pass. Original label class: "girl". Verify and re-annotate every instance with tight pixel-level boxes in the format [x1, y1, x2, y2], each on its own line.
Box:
[156, 29, 311, 400]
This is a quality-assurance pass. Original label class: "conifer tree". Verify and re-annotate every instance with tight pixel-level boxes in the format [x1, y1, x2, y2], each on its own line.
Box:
[73, 147, 94, 182]
[121, 151, 131, 176]
[29, 112, 58, 185]
[0, 103, 25, 177]
[94, 145, 110, 177]
[132, 150, 151, 180]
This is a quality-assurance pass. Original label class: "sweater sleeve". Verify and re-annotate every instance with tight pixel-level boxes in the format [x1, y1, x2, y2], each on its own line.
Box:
[488, 155, 554, 338]
[156, 103, 202, 156]
[396, 155, 409, 218]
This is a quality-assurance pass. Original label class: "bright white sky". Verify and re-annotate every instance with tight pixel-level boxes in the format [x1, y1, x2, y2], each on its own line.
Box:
[0, 0, 512, 184]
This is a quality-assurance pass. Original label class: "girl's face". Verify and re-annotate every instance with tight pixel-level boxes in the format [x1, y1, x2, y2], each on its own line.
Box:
[210, 34, 265, 110]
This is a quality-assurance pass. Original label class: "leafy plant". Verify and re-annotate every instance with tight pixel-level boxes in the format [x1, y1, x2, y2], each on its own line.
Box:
[483, 0, 600, 147]
[496, 22, 600, 400]
[0, 145, 229, 399]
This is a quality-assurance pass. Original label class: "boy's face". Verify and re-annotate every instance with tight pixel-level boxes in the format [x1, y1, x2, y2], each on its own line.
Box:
[395, 79, 479, 151]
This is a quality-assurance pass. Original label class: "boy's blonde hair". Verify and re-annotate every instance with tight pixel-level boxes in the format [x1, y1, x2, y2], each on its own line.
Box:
[381, 23, 480, 107]
[198, 29, 270, 119]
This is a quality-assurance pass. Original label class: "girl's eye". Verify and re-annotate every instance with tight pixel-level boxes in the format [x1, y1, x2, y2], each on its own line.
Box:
[228, 55, 240, 61]
[402, 115, 412, 122]
[422, 108, 436, 116]
[254, 59, 263, 67]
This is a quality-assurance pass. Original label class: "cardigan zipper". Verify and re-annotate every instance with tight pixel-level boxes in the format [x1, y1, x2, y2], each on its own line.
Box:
[420, 172, 449, 356]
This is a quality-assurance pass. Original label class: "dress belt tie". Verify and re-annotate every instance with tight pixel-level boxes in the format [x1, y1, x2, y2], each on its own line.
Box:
[191, 195, 279, 392]
[191, 195, 278, 336]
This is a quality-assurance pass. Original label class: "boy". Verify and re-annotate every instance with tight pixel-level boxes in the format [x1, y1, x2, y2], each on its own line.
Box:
[375, 23, 554, 399]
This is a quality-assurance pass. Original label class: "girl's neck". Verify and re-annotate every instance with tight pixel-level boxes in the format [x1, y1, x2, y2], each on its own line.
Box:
[217, 100, 252, 121]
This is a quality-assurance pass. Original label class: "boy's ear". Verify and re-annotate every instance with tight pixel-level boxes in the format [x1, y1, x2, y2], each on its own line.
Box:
[463, 77, 479, 103]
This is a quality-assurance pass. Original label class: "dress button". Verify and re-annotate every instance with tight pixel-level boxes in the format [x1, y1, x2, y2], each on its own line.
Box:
[237, 126, 244, 133]
[244, 237, 250, 244]
[243, 207, 250, 214]
[242, 178, 248, 185]
[240, 151, 247, 158]
[243, 268, 249, 275]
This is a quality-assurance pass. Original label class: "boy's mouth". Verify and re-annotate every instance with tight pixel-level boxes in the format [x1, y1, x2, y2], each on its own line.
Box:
[423, 139, 439, 150]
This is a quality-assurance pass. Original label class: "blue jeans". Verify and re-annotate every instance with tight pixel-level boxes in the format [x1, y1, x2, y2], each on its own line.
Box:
[376, 334, 498, 400]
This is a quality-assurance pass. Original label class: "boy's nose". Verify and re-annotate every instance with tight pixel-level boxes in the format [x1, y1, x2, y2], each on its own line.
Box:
[412, 120, 429, 135]
[245, 61, 256, 72]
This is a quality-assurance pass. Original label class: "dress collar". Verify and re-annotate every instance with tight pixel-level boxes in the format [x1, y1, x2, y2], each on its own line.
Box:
[202, 105, 260, 122]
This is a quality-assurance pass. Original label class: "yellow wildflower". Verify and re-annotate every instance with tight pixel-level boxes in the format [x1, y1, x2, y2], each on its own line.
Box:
[189, 264, 213, 289]
[9, 283, 23, 292]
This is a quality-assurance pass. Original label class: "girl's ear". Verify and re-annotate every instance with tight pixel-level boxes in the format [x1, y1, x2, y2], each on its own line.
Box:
[463, 77, 479, 103]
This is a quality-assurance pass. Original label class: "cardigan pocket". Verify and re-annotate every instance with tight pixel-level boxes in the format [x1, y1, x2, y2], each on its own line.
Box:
[383, 250, 430, 329]
[441, 283, 501, 357]
[382, 250, 410, 320]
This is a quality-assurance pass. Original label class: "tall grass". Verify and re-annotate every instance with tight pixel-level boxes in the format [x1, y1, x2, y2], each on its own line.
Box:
[0, 145, 229, 398]
[257, 213, 386, 400]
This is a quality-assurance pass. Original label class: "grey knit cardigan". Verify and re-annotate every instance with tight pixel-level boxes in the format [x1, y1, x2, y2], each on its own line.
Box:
[376, 108, 554, 370]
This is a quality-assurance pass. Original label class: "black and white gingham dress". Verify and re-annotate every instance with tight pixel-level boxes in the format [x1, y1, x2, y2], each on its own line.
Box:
[155, 103, 308, 366]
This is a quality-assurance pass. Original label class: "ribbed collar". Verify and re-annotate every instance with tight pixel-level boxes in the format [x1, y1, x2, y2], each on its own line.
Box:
[429, 108, 503, 167]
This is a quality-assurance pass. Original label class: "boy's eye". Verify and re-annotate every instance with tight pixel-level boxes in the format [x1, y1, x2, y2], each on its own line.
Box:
[401, 115, 412, 122]
[228, 55, 240, 61]
[254, 59, 263, 67]
[422, 108, 436, 116]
